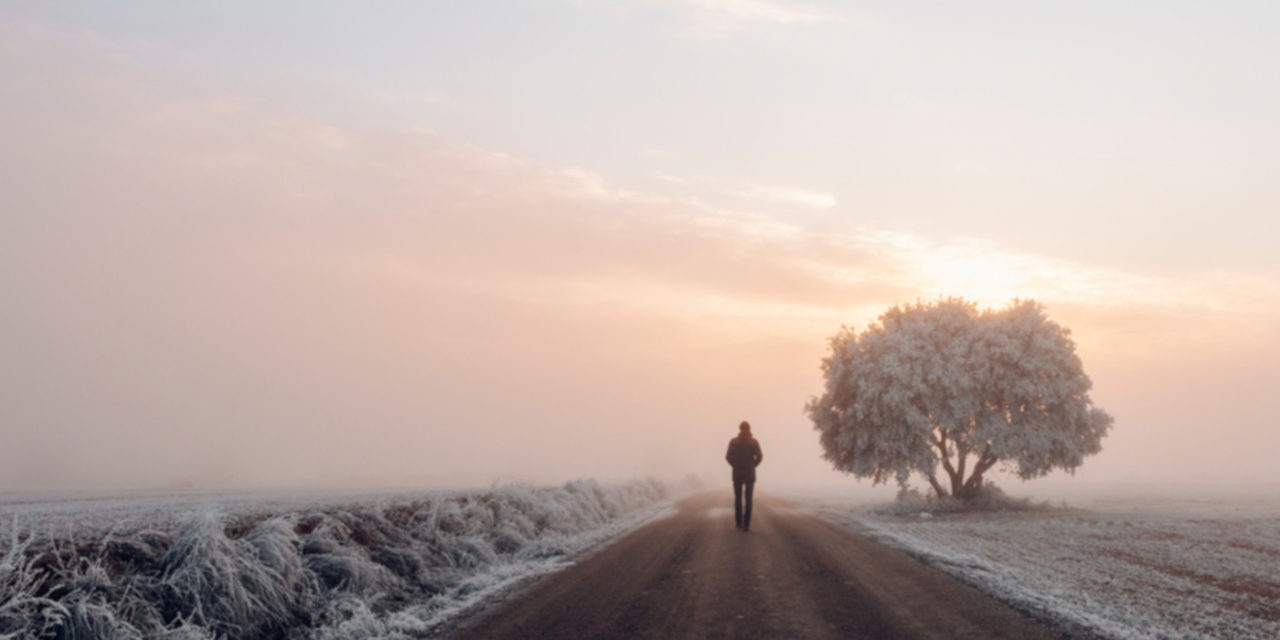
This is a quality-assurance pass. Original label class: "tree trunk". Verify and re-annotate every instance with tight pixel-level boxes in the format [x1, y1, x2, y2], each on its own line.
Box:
[934, 432, 961, 498]
[954, 451, 998, 501]
[926, 473, 947, 498]
[932, 434, 999, 501]
[955, 473, 983, 500]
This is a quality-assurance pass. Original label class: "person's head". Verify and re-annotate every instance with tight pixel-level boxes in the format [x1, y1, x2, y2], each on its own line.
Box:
[739, 421, 751, 435]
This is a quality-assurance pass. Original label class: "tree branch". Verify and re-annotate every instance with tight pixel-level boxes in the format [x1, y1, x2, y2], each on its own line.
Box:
[975, 449, 998, 475]
[936, 430, 956, 477]
[926, 472, 947, 498]
[961, 449, 1000, 495]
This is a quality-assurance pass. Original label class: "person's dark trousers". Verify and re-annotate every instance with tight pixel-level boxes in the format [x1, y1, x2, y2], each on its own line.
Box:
[733, 478, 754, 530]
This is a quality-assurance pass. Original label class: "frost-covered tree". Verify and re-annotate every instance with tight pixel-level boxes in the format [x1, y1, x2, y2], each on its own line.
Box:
[806, 298, 1113, 499]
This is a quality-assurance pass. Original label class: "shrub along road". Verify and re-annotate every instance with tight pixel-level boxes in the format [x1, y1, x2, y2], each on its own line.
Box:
[449, 492, 1063, 639]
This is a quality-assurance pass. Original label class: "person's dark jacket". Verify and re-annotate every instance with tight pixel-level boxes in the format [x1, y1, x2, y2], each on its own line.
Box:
[725, 435, 763, 482]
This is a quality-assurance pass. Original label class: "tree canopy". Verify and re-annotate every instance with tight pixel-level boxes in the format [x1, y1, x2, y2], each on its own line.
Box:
[806, 298, 1113, 499]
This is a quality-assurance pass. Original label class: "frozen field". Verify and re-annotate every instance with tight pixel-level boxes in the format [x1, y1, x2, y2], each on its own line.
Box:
[804, 492, 1280, 640]
[0, 478, 692, 639]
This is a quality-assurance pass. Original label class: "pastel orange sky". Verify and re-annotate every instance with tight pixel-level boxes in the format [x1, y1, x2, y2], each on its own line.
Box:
[3, 4, 1279, 493]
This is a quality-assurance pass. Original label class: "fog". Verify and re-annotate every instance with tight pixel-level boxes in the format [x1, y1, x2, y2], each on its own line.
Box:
[3, 15, 1280, 496]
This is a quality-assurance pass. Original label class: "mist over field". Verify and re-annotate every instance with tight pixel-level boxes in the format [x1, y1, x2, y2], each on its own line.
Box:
[4, 2, 1280, 500]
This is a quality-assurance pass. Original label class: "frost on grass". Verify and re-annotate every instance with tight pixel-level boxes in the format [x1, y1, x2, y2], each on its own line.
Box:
[870, 485, 1055, 517]
[0, 478, 686, 639]
[817, 495, 1280, 640]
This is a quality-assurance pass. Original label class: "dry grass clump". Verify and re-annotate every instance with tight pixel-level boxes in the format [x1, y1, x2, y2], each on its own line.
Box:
[0, 477, 681, 638]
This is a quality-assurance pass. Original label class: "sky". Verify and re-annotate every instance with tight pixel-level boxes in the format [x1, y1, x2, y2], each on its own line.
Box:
[2, 1, 1279, 494]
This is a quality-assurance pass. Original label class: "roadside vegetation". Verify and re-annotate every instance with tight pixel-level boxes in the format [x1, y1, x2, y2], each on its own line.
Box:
[0, 478, 686, 639]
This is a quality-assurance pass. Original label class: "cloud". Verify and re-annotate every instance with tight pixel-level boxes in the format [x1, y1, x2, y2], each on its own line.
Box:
[620, 0, 848, 38]
[3, 17, 1271, 332]
[5, 20, 1280, 490]
[643, 174, 839, 212]
[677, 0, 843, 26]
[734, 185, 837, 209]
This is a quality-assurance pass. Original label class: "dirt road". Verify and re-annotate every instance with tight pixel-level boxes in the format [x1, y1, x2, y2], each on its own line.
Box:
[451, 492, 1063, 639]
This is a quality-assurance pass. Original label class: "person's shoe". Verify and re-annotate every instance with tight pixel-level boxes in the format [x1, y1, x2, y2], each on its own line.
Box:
[735, 521, 742, 529]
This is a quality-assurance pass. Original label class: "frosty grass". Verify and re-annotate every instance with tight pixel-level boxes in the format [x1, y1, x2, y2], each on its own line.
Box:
[0, 478, 691, 639]
[807, 494, 1280, 640]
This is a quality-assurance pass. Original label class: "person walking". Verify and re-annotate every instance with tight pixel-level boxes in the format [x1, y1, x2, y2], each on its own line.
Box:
[725, 421, 763, 531]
